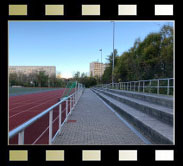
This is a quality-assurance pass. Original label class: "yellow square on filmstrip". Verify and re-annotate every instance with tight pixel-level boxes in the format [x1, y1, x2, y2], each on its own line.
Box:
[9, 150, 28, 161]
[82, 150, 101, 161]
[82, 5, 100, 15]
[9, 5, 27, 16]
[46, 150, 64, 161]
[45, 5, 64, 15]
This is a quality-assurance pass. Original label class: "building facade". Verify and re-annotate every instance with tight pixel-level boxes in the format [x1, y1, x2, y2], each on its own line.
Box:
[90, 62, 107, 77]
[9, 66, 56, 77]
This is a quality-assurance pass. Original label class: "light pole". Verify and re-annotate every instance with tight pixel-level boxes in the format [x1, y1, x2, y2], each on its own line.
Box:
[112, 21, 115, 87]
[99, 49, 102, 82]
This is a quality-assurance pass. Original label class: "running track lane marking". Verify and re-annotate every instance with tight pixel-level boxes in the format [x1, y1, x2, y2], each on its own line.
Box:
[10, 99, 59, 118]
[10, 91, 59, 110]
[9, 93, 60, 111]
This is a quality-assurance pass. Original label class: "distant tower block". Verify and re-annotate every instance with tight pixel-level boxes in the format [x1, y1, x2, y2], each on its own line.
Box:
[90, 61, 108, 77]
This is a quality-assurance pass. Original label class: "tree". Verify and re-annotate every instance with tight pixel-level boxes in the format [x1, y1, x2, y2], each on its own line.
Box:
[102, 24, 173, 83]
[102, 49, 119, 83]
[36, 71, 49, 87]
[9, 73, 18, 86]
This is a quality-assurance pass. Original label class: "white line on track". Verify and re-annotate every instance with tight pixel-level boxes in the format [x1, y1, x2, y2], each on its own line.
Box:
[10, 90, 62, 107]
[9, 98, 60, 118]
[9, 93, 61, 111]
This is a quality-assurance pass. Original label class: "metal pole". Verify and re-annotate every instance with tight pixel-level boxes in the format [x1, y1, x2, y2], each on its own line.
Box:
[49, 110, 53, 145]
[99, 49, 102, 82]
[112, 21, 115, 88]
[149, 80, 152, 93]
[157, 80, 160, 94]
[167, 79, 170, 95]
[70, 97, 72, 114]
[59, 104, 62, 134]
[130, 82, 131, 91]
[66, 99, 68, 118]
[18, 131, 24, 145]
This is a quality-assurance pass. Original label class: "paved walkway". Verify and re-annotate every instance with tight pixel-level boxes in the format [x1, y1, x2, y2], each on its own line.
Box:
[53, 89, 144, 145]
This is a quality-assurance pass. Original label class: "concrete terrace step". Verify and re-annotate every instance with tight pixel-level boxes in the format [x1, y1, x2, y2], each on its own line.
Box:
[92, 89, 173, 144]
[105, 88, 173, 109]
[93, 88, 173, 126]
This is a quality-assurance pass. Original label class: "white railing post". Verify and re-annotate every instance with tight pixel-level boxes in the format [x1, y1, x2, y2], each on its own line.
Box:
[74, 92, 76, 106]
[49, 110, 53, 145]
[157, 80, 160, 94]
[127, 83, 128, 91]
[18, 130, 24, 145]
[70, 96, 72, 114]
[130, 82, 131, 91]
[59, 104, 62, 134]
[66, 99, 68, 119]
[149, 80, 152, 93]
[167, 79, 170, 95]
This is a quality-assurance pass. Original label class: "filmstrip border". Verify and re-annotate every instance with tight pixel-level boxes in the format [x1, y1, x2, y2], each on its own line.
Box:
[2, 0, 178, 166]
[8, 4, 174, 16]
[8, 149, 175, 162]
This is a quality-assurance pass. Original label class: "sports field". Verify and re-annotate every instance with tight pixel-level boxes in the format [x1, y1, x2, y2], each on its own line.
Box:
[9, 87, 75, 144]
[9, 87, 60, 96]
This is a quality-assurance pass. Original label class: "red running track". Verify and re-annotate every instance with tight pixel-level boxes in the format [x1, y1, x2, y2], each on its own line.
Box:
[9, 89, 74, 145]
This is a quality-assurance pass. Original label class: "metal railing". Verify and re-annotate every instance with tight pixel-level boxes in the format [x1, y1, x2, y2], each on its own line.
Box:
[98, 78, 174, 95]
[9, 83, 84, 145]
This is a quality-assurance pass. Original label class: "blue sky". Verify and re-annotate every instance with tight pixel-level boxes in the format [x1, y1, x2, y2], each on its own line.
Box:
[9, 21, 173, 78]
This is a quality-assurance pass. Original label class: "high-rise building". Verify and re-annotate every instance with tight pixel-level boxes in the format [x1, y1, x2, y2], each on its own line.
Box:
[90, 62, 108, 77]
[9, 66, 56, 77]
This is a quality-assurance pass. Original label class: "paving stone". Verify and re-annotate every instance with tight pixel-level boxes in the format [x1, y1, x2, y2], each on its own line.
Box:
[53, 89, 145, 145]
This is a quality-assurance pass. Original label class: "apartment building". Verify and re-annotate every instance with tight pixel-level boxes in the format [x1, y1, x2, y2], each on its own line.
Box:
[90, 62, 107, 77]
[9, 66, 56, 77]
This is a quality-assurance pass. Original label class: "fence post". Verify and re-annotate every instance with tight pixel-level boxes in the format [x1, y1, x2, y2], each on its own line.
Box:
[70, 96, 72, 114]
[18, 131, 24, 145]
[149, 80, 151, 93]
[134, 82, 135, 91]
[127, 83, 128, 91]
[130, 82, 131, 91]
[49, 110, 53, 145]
[167, 79, 170, 95]
[59, 104, 62, 134]
[66, 99, 68, 118]
[157, 80, 160, 94]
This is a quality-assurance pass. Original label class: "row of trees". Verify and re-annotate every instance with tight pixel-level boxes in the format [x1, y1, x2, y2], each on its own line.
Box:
[9, 71, 66, 87]
[102, 25, 173, 83]
[72, 72, 97, 88]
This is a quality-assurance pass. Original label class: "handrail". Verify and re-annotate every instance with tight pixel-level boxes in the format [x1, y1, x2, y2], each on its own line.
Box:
[96, 78, 174, 95]
[9, 83, 84, 145]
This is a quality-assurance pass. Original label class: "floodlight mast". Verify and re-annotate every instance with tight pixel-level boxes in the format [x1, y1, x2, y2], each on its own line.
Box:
[99, 49, 102, 82]
[112, 21, 115, 87]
